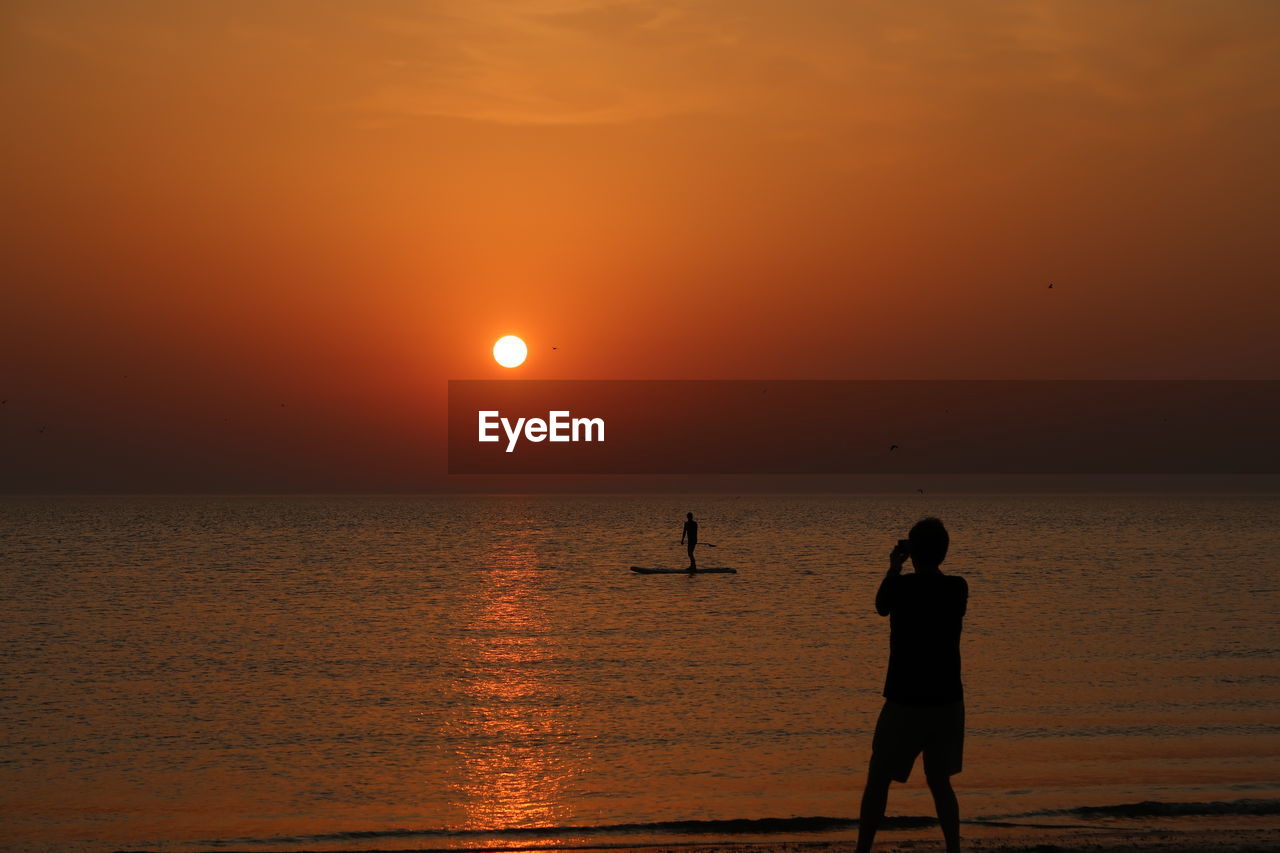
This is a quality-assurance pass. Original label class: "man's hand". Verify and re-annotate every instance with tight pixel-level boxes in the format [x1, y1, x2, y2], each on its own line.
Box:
[888, 543, 908, 575]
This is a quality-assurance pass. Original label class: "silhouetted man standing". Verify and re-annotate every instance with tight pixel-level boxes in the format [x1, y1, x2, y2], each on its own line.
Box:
[856, 517, 967, 853]
[680, 512, 698, 571]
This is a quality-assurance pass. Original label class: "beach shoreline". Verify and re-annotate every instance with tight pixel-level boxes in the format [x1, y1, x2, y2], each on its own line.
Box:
[133, 826, 1280, 853]
[559, 828, 1280, 853]
[126, 830, 1280, 853]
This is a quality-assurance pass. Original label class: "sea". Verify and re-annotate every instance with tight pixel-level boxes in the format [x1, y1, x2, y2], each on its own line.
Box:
[2, 494, 1278, 852]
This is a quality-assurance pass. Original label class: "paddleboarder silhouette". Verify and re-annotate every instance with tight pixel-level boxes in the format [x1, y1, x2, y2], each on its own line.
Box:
[680, 512, 698, 571]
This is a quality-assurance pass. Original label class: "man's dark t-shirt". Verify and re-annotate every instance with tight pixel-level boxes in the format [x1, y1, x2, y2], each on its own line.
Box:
[684, 520, 698, 544]
[878, 572, 968, 705]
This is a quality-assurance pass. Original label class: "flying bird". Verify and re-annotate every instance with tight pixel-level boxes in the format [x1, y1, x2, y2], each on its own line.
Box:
[889, 444, 899, 451]
[1048, 282, 1054, 289]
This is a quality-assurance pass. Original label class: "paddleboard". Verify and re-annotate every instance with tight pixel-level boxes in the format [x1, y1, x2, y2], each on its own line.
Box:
[630, 566, 738, 574]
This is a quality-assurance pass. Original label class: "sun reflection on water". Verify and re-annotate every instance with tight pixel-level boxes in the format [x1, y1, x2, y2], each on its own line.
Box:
[452, 530, 577, 835]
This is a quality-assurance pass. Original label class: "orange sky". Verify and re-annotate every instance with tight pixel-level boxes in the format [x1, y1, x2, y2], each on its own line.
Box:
[2, 1, 1278, 491]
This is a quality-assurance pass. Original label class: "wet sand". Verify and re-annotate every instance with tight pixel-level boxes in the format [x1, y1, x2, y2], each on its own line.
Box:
[618, 828, 1280, 853]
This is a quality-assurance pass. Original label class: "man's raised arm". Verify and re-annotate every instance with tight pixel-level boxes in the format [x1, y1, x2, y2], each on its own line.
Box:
[876, 544, 908, 616]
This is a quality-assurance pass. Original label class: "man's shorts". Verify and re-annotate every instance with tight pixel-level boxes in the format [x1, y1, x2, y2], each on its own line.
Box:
[870, 698, 964, 783]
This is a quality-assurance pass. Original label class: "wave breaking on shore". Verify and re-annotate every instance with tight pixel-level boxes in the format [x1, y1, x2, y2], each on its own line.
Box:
[192, 798, 1279, 848]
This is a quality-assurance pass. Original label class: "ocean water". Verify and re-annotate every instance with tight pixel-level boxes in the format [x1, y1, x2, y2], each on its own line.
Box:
[1, 494, 1278, 852]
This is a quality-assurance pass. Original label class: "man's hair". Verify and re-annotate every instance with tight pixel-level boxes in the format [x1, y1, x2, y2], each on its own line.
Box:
[909, 517, 949, 566]
[687, 512, 694, 519]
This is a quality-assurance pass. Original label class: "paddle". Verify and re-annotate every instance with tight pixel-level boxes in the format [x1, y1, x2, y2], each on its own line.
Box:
[678, 542, 718, 547]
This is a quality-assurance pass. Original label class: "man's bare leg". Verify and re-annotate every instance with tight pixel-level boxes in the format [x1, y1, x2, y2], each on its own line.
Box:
[855, 762, 892, 853]
[926, 771, 960, 853]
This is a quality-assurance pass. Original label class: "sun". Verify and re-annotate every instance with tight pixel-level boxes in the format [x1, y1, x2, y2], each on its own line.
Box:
[493, 335, 528, 368]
